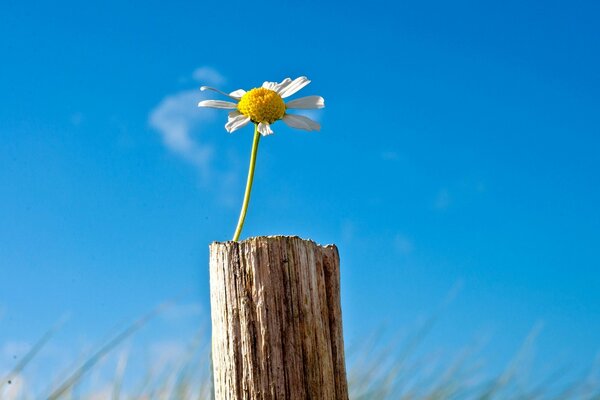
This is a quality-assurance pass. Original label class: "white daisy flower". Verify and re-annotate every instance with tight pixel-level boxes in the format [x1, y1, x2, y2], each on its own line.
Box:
[198, 76, 324, 136]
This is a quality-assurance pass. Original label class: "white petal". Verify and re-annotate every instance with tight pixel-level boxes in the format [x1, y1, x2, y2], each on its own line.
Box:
[278, 76, 311, 98]
[229, 89, 246, 99]
[200, 86, 244, 100]
[198, 100, 238, 109]
[285, 96, 325, 109]
[225, 113, 251, 133]
[257, 122, 274, 136]
[282, 114, 321, 131]
[262, 78, 292, 93]
[228, 110, 242, 119]
[262, 81, 277, 90]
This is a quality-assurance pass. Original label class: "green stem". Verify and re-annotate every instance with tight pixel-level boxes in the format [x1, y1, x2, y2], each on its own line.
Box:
[232, 124, 261, 241]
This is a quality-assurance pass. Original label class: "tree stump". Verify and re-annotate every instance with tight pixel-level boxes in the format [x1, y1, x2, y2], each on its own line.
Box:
[209, 236, 349, 400]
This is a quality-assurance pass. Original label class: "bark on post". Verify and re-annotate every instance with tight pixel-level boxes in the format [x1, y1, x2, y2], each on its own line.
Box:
[209, 236, 349, 400]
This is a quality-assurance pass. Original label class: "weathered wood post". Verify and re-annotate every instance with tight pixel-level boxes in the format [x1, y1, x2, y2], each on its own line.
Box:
[209, 236, 349, 400]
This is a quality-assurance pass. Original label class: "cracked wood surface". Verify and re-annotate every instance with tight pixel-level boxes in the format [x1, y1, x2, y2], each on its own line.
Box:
[209, 236, 349, 400]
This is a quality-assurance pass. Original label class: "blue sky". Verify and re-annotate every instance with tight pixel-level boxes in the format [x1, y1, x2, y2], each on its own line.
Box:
[1, 0, 599, 389]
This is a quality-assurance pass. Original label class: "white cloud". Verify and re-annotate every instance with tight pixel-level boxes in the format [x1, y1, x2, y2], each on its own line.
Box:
[192, 66, 225, 85]
[149, 67, 244, 206]
[149, 88, 217, 179]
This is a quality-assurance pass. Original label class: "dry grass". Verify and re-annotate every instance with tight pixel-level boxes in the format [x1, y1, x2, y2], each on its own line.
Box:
[2, 307, 599, 400]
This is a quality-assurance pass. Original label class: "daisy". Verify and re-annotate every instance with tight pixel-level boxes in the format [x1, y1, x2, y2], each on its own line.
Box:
[198, 76, 324, 241]
[198, 76, 324, 135]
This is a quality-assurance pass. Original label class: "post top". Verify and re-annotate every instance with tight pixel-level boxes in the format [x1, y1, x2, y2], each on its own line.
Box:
[210, 235, 337, 251]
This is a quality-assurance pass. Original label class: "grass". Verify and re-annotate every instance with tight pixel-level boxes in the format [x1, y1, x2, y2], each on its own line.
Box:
[2, 307, 599, 400]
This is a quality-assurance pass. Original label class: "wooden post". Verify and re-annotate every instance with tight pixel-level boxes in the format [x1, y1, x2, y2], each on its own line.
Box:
[209, 236, 349, 400]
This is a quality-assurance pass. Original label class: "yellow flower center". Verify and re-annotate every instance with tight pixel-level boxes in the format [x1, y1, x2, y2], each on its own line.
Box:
[237, 88, 286, 124]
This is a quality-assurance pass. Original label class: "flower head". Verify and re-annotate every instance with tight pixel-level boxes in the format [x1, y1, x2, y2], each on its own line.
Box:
[198, 76, 324, 136]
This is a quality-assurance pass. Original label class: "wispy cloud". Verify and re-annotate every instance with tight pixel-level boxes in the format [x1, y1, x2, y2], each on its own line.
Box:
[149, 88, 216, 179]
[149, 67, 241, 204]
[192, 66, 225, 85]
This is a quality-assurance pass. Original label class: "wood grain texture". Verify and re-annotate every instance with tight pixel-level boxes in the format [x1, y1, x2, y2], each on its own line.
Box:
[209, 236, 348, 400]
